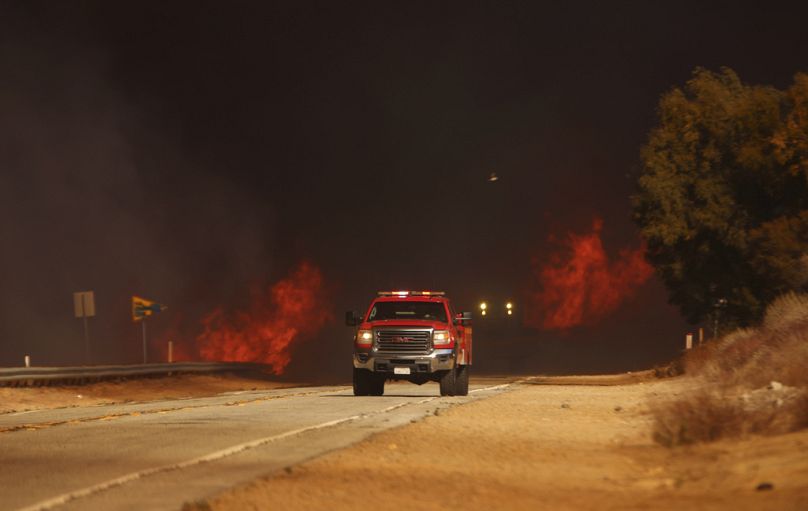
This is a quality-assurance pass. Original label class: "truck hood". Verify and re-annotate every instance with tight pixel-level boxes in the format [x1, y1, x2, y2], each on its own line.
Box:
[361, 319, 449, 330]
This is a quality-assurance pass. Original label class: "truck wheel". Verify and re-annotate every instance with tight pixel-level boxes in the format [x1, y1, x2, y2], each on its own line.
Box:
[353, 368, 372, 396]
[370, 374, 385, 396]
[439, 367, 456, 396]
[455, 365, 469, 396]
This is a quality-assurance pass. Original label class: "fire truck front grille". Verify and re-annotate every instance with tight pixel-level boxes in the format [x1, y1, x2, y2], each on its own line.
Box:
[376, 329, 431, 354]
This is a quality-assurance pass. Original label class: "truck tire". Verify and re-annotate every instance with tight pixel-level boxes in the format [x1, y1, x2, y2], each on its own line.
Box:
[455, 365, 469, 396]
[370, 374, 385, 396]
[353, 368, 372, 396]
[439, 367, 456, 396]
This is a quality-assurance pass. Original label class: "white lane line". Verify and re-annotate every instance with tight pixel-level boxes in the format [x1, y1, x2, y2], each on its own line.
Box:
[7, 410, 38, 417]
[16, 382, 511, 511]
[469, 383, 511, 394]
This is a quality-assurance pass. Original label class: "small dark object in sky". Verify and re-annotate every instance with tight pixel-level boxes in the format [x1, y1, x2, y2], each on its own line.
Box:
[756, 482, 775, 491]
[614, 405, 623, 412]
[561, 403, 570, 409]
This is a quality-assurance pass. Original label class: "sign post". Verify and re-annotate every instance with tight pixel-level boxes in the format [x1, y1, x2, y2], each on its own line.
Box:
[132, 296, 167, 364]
[142, 320, 147, 364]
[73, 291, 96, 364]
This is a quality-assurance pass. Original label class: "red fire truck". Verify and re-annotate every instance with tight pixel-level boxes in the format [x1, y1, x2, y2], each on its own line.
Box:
[345, 291, 473, 396]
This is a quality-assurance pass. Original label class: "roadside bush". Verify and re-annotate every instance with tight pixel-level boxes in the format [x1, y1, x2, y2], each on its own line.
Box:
[651, 292, 808, 446]
[790, 393, 808, 430]
[763, 292, 808, 333]
[683, 328, 761, 379]
[651, 385, 808, 447]
[651, 389, 747, 447]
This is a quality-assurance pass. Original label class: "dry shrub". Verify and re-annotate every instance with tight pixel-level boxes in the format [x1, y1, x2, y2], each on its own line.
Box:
[681, 292, 808, 387]
[769, 391, 808, 434]
[786, 392, 808, 430]
[652, 292, 808, 446]
[651, 389, 747, 447]
[652, 358, 684, 378]
[681, 340, 720, 375]
[740, 329, 808, 388]
[651, 387, 808, 446]
[682, 328, 762, 381]
[763, 292, 808, 333]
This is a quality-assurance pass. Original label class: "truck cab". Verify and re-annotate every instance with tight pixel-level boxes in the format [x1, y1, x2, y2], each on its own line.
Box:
[346, 291, 472, 396]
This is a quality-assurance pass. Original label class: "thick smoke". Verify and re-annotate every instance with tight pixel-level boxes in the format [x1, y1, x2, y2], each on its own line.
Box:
[0, 40, 275, 366]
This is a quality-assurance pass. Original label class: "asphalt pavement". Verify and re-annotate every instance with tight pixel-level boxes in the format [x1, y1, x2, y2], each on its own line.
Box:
[0, 379, 515, 511]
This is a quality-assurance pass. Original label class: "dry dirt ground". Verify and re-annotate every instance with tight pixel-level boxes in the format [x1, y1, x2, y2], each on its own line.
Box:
[206, 376, 808, 511]
[0, 372, 300, 414]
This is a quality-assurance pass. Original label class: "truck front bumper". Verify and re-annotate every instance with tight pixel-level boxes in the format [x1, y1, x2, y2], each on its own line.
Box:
[353, 349, 455, 374]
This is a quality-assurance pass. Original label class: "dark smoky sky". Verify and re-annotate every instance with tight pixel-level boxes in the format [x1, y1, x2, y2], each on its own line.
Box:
[1, 1, 807, 374]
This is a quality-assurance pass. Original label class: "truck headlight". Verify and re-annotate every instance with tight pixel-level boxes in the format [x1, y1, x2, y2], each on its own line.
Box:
[433, 330, 451, 346]
[356, 329, 373, 347]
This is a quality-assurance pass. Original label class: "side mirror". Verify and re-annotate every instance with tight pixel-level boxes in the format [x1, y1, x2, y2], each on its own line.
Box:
[345, 311, 362, 326]
[455, 311, 472, 325]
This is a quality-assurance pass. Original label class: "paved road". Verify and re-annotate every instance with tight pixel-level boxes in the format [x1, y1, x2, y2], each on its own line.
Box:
[0, 379, 515, 511]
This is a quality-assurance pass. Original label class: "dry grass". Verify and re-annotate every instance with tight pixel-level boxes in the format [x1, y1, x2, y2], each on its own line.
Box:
[763, 292, 808, 333]
[651, 389, 747, 446]
[652, 292, 808, 446]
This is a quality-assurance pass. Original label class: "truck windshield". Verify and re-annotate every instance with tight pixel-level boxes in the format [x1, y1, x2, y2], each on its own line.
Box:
[367, 301, 447, 322]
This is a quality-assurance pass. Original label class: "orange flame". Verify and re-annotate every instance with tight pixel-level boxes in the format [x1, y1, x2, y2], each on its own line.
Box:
[195, 261, 331, 374]
[525, 218, 653, 330]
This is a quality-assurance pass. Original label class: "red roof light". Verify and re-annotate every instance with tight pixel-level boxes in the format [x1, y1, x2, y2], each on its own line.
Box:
[376, 290, 446, 297]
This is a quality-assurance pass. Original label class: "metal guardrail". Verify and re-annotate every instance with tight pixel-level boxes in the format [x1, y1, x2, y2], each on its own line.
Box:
[0, 362, 258, 386]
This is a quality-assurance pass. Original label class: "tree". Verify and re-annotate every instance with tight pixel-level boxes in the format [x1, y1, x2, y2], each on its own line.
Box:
[633, 68, 808, 328]
[749, 211, 808, 295]
[773, 73, 808, 185]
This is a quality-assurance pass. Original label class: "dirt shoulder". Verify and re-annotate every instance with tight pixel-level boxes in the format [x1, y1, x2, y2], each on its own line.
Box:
[0, 372, 302, 414]
[207, 377, 808, 511]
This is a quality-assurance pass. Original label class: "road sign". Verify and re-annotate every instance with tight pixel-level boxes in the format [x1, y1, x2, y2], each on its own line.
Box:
[73, 291, 95, 318]
[132, 296, 167, 322]
[132, 296, 167, 364]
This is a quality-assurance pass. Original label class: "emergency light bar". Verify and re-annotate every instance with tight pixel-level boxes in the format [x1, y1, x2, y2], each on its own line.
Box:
[376, 290, 446, 297]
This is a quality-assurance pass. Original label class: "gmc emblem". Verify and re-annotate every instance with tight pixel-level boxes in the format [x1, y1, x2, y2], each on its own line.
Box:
[391, 336, 413, 343]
